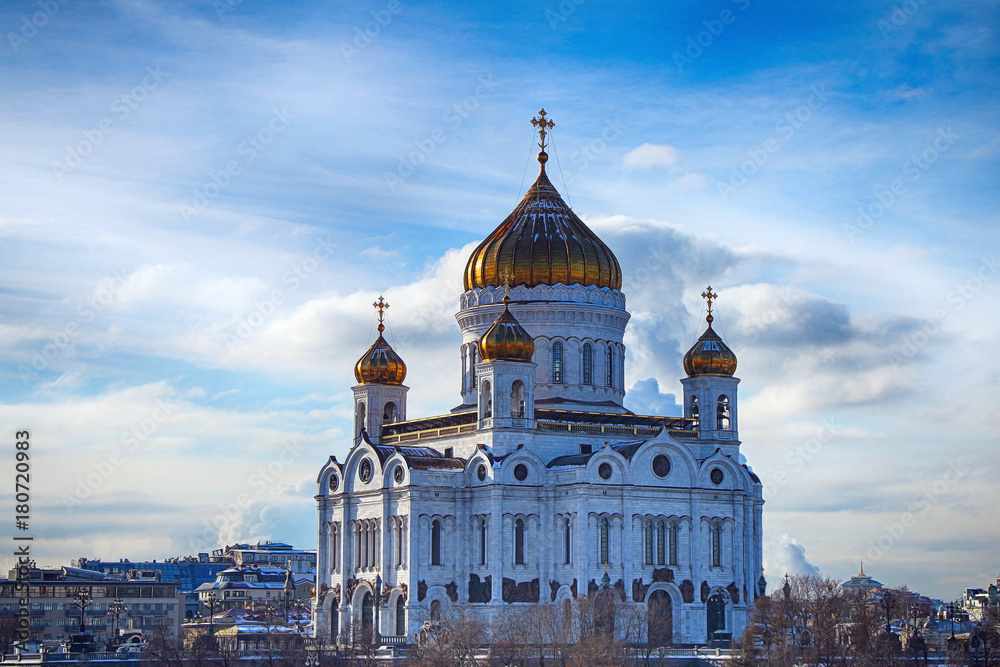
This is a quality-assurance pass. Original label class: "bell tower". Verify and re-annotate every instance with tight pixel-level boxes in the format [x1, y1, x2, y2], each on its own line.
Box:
[680, 286, 740, 449]
[352, 296, 408, 445]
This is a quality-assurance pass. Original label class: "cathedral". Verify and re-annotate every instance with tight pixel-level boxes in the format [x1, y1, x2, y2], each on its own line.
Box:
[313, 111, 764, 646]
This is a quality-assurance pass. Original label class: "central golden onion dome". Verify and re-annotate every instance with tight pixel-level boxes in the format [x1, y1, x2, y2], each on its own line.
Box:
[683, 286, 737, 377]
[354, 297, 407, 385]
[464, 110, 622, 292]
[478, 292, 534, 362]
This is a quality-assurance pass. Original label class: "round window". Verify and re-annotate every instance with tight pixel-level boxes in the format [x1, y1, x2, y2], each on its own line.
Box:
[652, 455, 671, 478]
[477, 464, 487, 482]
[359, 458, 373, 483]
[710, 468, 724, 485]
[393, 465, 405, 484]
[598, 462, 613, 480]
[329, 475, 339, 492]
[513, 464, 528, 481]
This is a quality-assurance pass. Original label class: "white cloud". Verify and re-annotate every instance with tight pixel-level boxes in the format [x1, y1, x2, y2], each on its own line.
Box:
[623, 143, 680, 170]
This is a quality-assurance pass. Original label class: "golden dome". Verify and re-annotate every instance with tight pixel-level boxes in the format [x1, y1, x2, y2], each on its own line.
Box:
[478, 294, 534, 363]
[464, 111, 622, 292]
[354, 297, 407, 385]
[683, 287, 737, 377]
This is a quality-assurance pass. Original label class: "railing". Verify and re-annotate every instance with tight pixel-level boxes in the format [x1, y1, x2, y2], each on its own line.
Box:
[380, 424, 476, 444]
[377, 634, 407, 645]
[536, 421, 698, 439]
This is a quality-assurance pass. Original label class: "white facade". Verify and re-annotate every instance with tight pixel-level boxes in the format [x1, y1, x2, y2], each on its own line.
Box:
[312, 154, 764, 646]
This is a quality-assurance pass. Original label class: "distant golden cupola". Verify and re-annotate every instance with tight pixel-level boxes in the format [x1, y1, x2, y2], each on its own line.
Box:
[464, 109, 622, 292]
[478, 291, 534, 363]
[683, 286, 737, 377]
[354, 297, 407, 385]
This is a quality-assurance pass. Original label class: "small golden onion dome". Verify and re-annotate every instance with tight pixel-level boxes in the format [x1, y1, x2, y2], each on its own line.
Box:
[464, 154, 622, 292]
[683, 313, 737, 377]
[478, 295, 534, 362]
[354, 322, 407, 385]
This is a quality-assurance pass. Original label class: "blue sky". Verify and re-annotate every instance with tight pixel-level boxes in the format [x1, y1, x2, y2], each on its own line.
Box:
[1, 0, 998, 600]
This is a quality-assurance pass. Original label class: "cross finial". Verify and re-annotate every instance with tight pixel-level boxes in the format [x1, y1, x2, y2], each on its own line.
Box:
[531, 108, 555, 152]
[701, 285, 718, 324]
[499, 266, 514, 303]
[373, 296, 389, 333]
[701, 286, 718, 314]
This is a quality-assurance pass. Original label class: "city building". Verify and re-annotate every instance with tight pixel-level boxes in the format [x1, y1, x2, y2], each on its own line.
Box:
[841, 564, 884, 594]
[209, 541, 317, 575]
[74, 541, 315, 620]
[0, 565, 183, 648]
[195, 566, 313, 616]
[962, 575, 1000, 621]
[312, 112, 765, 646]
[75, 555, 229, 620]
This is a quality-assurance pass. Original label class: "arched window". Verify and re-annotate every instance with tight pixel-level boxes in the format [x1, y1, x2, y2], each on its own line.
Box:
[606, 344, 614, 387]
[332, 524, 339, 572]
[717, 395, 730, 430]
[514, 518, 525, 565]
[481, 380, 492, 418]
[470, 345, 478, 388]
[552, 342, 564, 383]
[599, 517, 610, 565]
[690, 396, 699, 429]
[669, 522, 678, 566]
[354, 523, 362, 570]
[431, 519, 442, 566]
[356, 402, 366, 437]
[361, 592, 374, 636]
[582, 343, 593, 385]
[511, 380, 525, 418]
[656, 520, 665, 566]
[360, 523, 368, 568]
[383, 401, 397, 423]
[711, 522, 721, 568]
[564, 518, 572, 565]
[429, 600, 441, 621]
[395, 595, 406, 636]
[395, 519, 403, 567]
[479, 518, 487, 566]
[644, 520, 653, 565]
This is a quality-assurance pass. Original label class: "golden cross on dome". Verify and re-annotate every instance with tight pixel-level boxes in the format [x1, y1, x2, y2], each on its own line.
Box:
[499, 267, 514, 296]
[373, 296, 389, 331]
[701, 286, 718, 315]
[531, 108, 555, 151]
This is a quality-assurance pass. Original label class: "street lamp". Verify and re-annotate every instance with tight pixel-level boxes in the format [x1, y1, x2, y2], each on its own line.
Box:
[71, 588, 93, 633]
[108, 598, 125, 647]
[206, 591, 219, 648]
